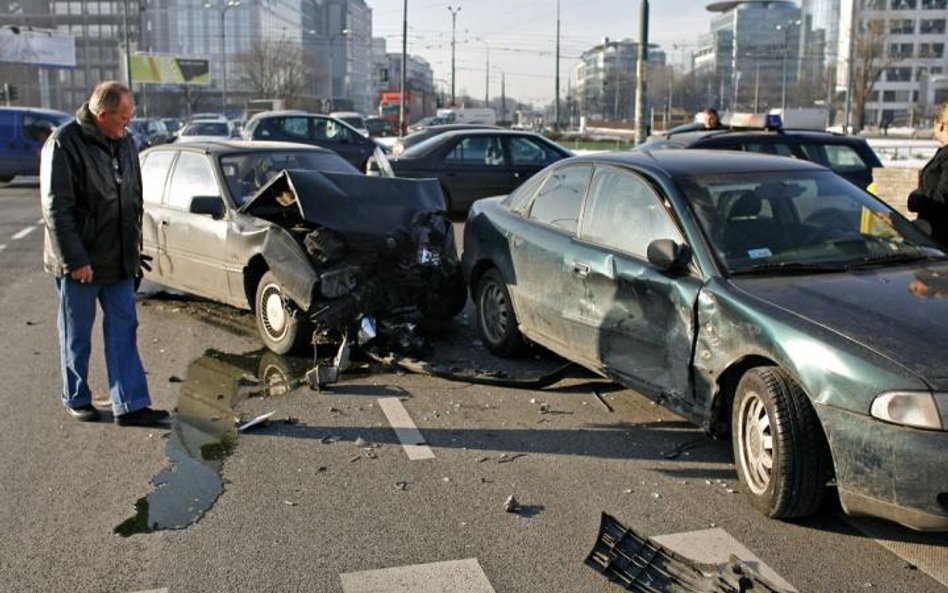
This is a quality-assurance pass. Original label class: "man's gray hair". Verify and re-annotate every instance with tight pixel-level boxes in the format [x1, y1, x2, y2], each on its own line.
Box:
[88, 81, 130, 115]
[936, 102, 948, 125]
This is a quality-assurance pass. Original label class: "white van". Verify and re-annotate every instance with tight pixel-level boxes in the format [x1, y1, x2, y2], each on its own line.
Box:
[435, 108, 497, 125]
[330, 111, 369, 136]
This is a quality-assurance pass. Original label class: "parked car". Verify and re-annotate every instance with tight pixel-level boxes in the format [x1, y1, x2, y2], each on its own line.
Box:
[175, 119, 237, 142]
[462, 149, 948, 531]
[364, 116, 394, 138]
[638, 124, 883, 190]
[390, 123, 503, 156]
[138, 140, 465, 354]
[130, 117, 173, 150]
[329, 111, 369, 136]
[387, 129, 572, 215]
[242, 111, 383, 170]
[0, 106, 71, 182]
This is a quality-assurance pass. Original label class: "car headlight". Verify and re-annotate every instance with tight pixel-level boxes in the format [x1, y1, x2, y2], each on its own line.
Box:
[870, 391, 947, 431]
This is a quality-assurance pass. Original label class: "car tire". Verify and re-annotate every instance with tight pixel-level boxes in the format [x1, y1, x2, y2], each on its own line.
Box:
[474, 268, 525, 357]
[254, 271, 311, 355]
[732, 366, 830, 519]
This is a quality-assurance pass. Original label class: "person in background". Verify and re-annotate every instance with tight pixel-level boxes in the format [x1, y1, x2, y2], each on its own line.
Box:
[907, 102, 948, 247]
[40, 80, 169, 427]
[703, 108, 724, 130]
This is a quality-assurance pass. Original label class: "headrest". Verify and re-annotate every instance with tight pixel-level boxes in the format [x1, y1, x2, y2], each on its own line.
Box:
[728, 191, 762, 218]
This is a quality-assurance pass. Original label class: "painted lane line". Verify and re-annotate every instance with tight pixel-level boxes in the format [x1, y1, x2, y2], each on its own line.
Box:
[0, 244, 6, 252]
[653, 528, 797, 592]
[128, 589, 168, 593]
[850, 518, 948, 588]
[377, 397, 434, 460]
[11, 226, 36, 240]
[341, 558, 496, 593]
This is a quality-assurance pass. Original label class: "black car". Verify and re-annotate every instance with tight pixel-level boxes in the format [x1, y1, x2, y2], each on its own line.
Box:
[138, 140, 465, 354]
[391, 123, 502, 156]
[638, 127, 883, 190]
[462, 149, 948, 530]
[387, 129, 572, 215]
[242, 111, 383, 171]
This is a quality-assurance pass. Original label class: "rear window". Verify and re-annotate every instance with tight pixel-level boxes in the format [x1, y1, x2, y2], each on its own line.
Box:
[800, 143, 870, 174]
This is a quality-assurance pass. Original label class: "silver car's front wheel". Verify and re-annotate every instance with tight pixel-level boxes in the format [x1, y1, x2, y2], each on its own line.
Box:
[254, 271, 309, 354]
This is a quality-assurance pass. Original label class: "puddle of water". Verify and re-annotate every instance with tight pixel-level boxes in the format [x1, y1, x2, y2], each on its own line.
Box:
[114, 348, 310, 537]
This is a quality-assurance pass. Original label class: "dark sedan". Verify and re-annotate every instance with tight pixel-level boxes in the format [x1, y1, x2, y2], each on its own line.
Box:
[387, 129, 572, 215]
[139, 140, 465, 354]
[390, 123, 502, 156]
[463, 149, 948, 531]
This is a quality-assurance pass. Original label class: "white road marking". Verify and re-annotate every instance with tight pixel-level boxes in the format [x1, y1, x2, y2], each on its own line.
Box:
[850, 518, 948, 587]
[377, 397, 434, 460]
[653, 528, 797, 592]
[11, 226, 36, 240]
[0, 244, 6, 251]
[128, 589, 168, 593]
[341, 558, 496, 593]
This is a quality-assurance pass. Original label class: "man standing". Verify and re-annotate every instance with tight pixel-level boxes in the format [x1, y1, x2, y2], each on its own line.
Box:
[908, 103, 948, 247]
[703, 108, 723, 130]
[41, 81, 168, 426]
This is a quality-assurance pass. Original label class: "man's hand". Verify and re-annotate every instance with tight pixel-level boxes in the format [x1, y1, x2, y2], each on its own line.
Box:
[140, 253, 153, 273]
[70, 265, 94, 284]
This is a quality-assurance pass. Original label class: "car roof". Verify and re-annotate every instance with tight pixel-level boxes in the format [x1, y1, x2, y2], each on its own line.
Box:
[661, 127, 866, 145]
[144, 139, 339, 155]
[565, 149, 828, 178]
[0, 106, 71, 118]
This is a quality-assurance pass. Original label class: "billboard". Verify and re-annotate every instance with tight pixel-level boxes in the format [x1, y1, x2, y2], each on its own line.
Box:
[0, 28, 76, 67]
[130, 55, 211, 85]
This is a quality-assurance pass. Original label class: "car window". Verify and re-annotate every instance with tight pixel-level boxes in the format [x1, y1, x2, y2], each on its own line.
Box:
[445, 135, 504, 166]
[742, 141, 795, 157]
[508, 136, 560, 166]
[166, 152, 219, 210]
[800, 143, 869, 173]
[528, 164, 591, 233]
[326, 119, 354, 142]
[505, 169, 548, 213]
[220, 150, 358, 205]
[273, 117, 309, 141]
[140, 151, 176, 205]
[580, 166, 682, 258]
[22, 114, 63, 143]
[182, 122, 229, 136]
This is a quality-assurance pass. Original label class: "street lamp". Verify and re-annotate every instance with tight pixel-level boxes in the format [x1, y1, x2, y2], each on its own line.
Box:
[205, 0, 241, 114]
[328, 28, 351, 110]
[447, 5, 460, 105]
[475, 38, 489, 106]
[775, 20, 801, 111]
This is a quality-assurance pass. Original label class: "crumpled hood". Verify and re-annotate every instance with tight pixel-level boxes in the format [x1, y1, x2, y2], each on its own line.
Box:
[733, 262, 948, 389]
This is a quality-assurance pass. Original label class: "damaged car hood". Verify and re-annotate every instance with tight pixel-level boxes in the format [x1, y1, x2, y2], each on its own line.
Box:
[732, 262, 948, 388]
[239, 169, 446, 239]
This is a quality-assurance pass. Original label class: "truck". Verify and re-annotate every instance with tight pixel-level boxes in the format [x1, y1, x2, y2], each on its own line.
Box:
[378, 90, 435, 134]
[245, 99, 286, 120]
[435, 107, 497, 125]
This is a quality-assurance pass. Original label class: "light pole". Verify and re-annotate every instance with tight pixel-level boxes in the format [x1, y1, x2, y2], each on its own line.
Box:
[399, 0, 407, 136]
[448, 6, 460, 105]
[775, 20, 801, 112]
[476, 38, 489, 107]
[205, 0, 240, 114]
[328, 28, 351, 110]
[554, 0, 560, 130]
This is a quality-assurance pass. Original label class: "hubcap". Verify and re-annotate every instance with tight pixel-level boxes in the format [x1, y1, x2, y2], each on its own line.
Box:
[261, 285, 288, 339]
[738, 391, 774, 495]
[480, 281, 509, 344]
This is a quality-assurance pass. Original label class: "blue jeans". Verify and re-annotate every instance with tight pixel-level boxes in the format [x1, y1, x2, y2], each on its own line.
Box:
[56, 277, 151, 415]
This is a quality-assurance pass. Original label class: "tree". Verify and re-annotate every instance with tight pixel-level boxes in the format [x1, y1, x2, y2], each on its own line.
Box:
[850, 18, 893, 133]
[236, 39, 318, 108]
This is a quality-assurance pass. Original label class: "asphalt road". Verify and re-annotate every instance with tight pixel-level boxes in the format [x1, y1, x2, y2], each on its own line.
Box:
[0, 180, 945, 593]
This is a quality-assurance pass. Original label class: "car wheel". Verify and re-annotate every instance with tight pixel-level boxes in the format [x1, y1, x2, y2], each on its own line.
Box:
[732, 366, 830, 519]
[474, 268, 525, 357]
[254, 271, 311, 355]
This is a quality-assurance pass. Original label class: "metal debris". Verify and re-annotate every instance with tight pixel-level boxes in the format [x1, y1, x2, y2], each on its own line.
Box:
[168, 375, 183, 383]
[497, 453, 526, 464]
[586, 513, 794, 593]
[354, 436, 371, 447]
[504, 495, 519, 512]
[238, 411, 275, 431]
[593, 389, 614, 413]
[395, 481, 409, 491]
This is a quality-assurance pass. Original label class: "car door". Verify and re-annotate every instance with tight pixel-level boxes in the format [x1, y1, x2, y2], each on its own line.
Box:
[568, 165, 701, 401]
[158, 151, 232, 300]
[509, 164, 592, 349]
[505, 134, 565, 190]
[439, 134, 513, 213]
[139, 150, 177, 281]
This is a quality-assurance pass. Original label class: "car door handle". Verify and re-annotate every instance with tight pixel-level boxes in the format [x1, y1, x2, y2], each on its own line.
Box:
[570, 260, 590, 277]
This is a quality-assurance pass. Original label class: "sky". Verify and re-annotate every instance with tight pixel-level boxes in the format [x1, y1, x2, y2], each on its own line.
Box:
[366, 0, 719, 106]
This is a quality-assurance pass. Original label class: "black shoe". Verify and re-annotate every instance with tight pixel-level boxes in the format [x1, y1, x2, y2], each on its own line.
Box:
[65, 404, 101, 422]
[116, 407, 170, 427]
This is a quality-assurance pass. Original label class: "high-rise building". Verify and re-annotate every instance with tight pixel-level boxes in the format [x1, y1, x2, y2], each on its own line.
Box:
[574, 37, 665, 122]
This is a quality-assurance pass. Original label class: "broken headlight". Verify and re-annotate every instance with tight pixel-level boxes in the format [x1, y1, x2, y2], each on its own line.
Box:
[416, 244, 441, 267]
[870, 391, 947, 431]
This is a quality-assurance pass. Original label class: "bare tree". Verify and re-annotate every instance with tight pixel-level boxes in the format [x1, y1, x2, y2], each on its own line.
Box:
[851, 18, 893, 133]
[236, 39, 317, 108]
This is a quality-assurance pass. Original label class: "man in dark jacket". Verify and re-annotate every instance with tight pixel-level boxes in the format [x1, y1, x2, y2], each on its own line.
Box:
[908, 102, 948, 247]
[40, 81, 169, 426]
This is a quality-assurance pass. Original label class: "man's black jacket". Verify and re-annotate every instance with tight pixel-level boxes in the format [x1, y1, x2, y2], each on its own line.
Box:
[908, 145, 948, 246]
[41, 103, 144, 283]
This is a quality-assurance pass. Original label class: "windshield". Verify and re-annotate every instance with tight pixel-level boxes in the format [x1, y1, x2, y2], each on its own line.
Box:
[677, 170, 946, 275]
[219, 150, 359, 206]
[182, 122, 229, 136]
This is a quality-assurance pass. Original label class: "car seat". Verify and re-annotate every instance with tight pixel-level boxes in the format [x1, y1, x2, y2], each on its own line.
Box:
[722, 190, 779, 258]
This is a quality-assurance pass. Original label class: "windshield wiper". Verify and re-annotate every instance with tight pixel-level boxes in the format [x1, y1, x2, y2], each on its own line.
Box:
[730, 261, 848, 276]
[844, 251, 934, 269]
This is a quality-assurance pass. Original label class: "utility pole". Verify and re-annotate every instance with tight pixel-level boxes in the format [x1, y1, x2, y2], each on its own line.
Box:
[553, 0, 560, 130]
[122, 0, 132, 90]
[843, 0, 857, 134]
[484, 42, 489, 106]
[448, 6, 461, 105]
[634, 0, 648, 145]
[400, 0, 407, 136]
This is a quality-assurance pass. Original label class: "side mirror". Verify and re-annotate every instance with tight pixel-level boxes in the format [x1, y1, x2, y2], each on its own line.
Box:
[189, 195, 226, 219]
[647, 238, 691, 273]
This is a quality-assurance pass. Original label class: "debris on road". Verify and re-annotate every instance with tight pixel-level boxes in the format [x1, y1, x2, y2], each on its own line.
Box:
[497, 453, 526, 464]
[586, 513, 795, 593]
[238, 411, 275, 431]
[504, 495, 519, 512]
[395, 481, 410, 491]
[593, 389, 614, 413]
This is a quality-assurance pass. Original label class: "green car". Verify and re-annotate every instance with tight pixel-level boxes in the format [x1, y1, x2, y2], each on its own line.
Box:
[462, 149, 948, 531]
